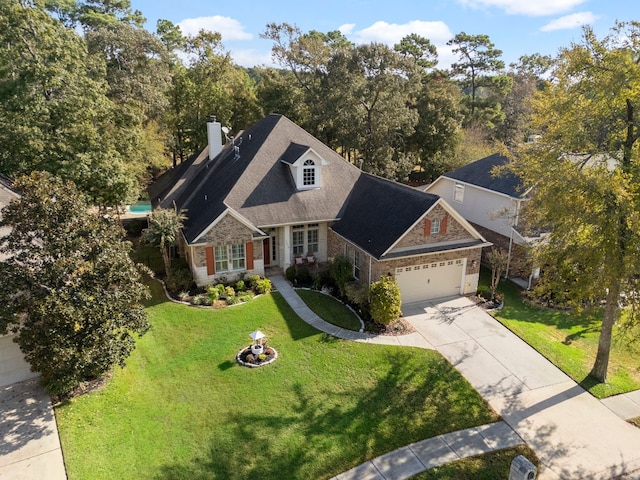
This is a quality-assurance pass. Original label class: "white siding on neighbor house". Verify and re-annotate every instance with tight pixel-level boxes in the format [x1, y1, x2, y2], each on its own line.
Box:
[0, 334, 38, 387]
[426, 178, 521, 241]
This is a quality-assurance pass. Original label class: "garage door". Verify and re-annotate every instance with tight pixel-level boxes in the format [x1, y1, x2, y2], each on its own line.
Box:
[395, 258, 465, 303]
[0, 334, 38, 387]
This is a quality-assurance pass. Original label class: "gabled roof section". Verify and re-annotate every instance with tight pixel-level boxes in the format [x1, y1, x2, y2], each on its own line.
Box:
[443, 153, 526, 198]
[156, 114, 362, 243]
[280, 143, 311, 165]
[332, 174, 440, 259]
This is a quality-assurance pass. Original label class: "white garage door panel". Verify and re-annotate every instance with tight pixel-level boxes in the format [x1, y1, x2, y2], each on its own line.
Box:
[396, 259, 464, 303]
[0, 335, 38, 387]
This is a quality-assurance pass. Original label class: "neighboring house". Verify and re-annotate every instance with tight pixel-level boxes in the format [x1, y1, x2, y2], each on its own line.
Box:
[151, 114, 490, 304]
[0, 174, 38, 387]
[424, 153, 536, 280]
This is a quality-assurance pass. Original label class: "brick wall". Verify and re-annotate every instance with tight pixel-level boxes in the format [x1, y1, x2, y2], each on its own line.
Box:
[395, 204, 472, 249]
[471, 223, 532, 277]
[328, 228, 482, 286]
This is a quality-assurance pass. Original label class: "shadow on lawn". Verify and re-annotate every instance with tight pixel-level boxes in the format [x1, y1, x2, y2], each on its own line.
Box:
[155, 350, 496, 480]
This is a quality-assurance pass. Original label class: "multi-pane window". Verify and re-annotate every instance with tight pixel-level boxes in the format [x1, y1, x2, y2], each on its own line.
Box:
[303, 159, 316, 186]
[214, 245, 228, 273]
[431, 218, 441, 235]
[292, 225, 305, 255]
[231, 244, 245, 270]
[353, 250, 361, 280]
[307, 224, 319, 253]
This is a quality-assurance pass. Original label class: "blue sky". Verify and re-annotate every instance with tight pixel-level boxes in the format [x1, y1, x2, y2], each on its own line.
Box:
[131, 0, 640, 69]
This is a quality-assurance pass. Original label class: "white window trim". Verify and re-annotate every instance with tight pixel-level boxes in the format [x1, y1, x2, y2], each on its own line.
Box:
[431, 218, 441, 235]
[215, 243, 245, 273]
[453, 183, 465, 203]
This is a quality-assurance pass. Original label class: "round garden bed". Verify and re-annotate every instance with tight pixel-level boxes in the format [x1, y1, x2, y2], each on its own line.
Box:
[236, 345, 278, 368]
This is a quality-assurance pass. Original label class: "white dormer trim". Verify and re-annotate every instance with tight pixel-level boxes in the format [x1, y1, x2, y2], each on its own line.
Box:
[282, 147, 329, 190]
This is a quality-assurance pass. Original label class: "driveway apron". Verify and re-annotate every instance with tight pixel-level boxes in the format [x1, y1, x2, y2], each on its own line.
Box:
[404, 296, 640, 480]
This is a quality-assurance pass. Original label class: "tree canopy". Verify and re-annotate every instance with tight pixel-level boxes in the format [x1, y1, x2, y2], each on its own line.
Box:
[0, 172, 150, 394]
[511, 22, 640, 382]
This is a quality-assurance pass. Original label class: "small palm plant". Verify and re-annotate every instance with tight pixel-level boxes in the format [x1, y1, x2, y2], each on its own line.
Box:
[143, 208, 187, 280]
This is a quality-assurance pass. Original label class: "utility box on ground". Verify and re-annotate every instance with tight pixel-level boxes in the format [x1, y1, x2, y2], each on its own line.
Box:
[509, 455, 537, 480]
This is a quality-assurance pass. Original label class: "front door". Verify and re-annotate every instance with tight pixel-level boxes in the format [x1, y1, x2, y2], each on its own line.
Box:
[263, 238, 271, 266]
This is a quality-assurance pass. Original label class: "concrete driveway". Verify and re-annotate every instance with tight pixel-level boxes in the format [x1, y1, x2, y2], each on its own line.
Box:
[0, 379, 66, 480]
[403, 296, 640, 480]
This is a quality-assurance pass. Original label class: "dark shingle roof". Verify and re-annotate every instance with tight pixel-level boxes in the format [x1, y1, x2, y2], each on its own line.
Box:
[444, 153, 525, 198]
[332, 174, 440, 259]
[161, 114, 362, 243]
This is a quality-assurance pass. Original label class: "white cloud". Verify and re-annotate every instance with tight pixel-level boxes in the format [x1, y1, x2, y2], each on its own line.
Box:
[458, 0, 587, 16]
[350, 20, 453, 45]
[540, 12, 597, 31]
[338, 23, 356, 35]
[231, 49, 275, 68]
[177, 16, 252, 41]
[343, 20, 456, 68]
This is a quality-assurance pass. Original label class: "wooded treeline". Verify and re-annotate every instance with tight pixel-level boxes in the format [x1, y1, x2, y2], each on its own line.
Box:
[0, 0, 551, 205]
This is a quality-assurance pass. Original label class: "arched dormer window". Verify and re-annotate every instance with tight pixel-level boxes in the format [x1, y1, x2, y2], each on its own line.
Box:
[303, 159, 316, 186]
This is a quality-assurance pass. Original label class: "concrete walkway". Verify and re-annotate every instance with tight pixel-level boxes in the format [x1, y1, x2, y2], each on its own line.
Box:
[270, 276, 640, 480]
[0, 378, 66, 480]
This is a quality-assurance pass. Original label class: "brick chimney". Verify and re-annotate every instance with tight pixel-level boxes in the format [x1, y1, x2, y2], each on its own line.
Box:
[207, 115, 223, 160]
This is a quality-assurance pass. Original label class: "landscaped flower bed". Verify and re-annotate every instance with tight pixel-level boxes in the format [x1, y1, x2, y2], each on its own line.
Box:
[236, 345, 278, 368]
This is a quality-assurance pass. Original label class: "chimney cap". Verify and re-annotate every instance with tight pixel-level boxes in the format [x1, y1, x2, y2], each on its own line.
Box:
[209, 114, 217, 123]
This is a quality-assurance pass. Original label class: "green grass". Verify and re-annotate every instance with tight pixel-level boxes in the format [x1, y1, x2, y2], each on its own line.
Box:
[412, 445, 539, 479]
[480, 269, 640, 398]
[56, 280, 499, 480]
[296, 288, 362, 331]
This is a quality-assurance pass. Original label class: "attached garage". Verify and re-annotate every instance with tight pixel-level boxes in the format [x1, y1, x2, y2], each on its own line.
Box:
[0, 334, 38, 388]
[395, 258, 465, 303]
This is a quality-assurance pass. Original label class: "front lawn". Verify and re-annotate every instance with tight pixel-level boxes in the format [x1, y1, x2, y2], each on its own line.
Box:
[412, 445, 539, 479]
[481, 270, 640, 398]
[56, 280, 499, 480]
[296, 288, 362, 331]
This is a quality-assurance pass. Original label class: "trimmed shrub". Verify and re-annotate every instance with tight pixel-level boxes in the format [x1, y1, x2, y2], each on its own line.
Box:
[285, 265, 297, 282]
[248, 275, 261, 288]
[192, 294, 211, 306]
[235, 280, 246, 292]
[255, 278, 272, 294]
[296, 266, 312, 286]
[207, 285, 220, 302]
[369, 276, 402, 326]
[344, 281, 369, 308]
[224, 286, 236, 298]
[166, 259, 194, 294]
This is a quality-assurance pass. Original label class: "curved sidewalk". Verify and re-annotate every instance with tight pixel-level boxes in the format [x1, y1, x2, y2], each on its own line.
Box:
[269, 276, 526, 479]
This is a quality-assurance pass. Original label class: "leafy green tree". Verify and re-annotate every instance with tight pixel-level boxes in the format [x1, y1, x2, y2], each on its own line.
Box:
[0, 0, 140, 205]
[409, 72, 464, 181]
[143, 208, 186, 281]
[448, 32, 512, 129]
[495, 54, 553, 145]
[486, 249, 508, 301]
[369, 276, 402, 326]
[511, 22, 640, 382]
[394, 33, 438, 70]
[163, 28, 261, 161]
[325, 42, 420, 178]
[0, 172, 149, 394]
